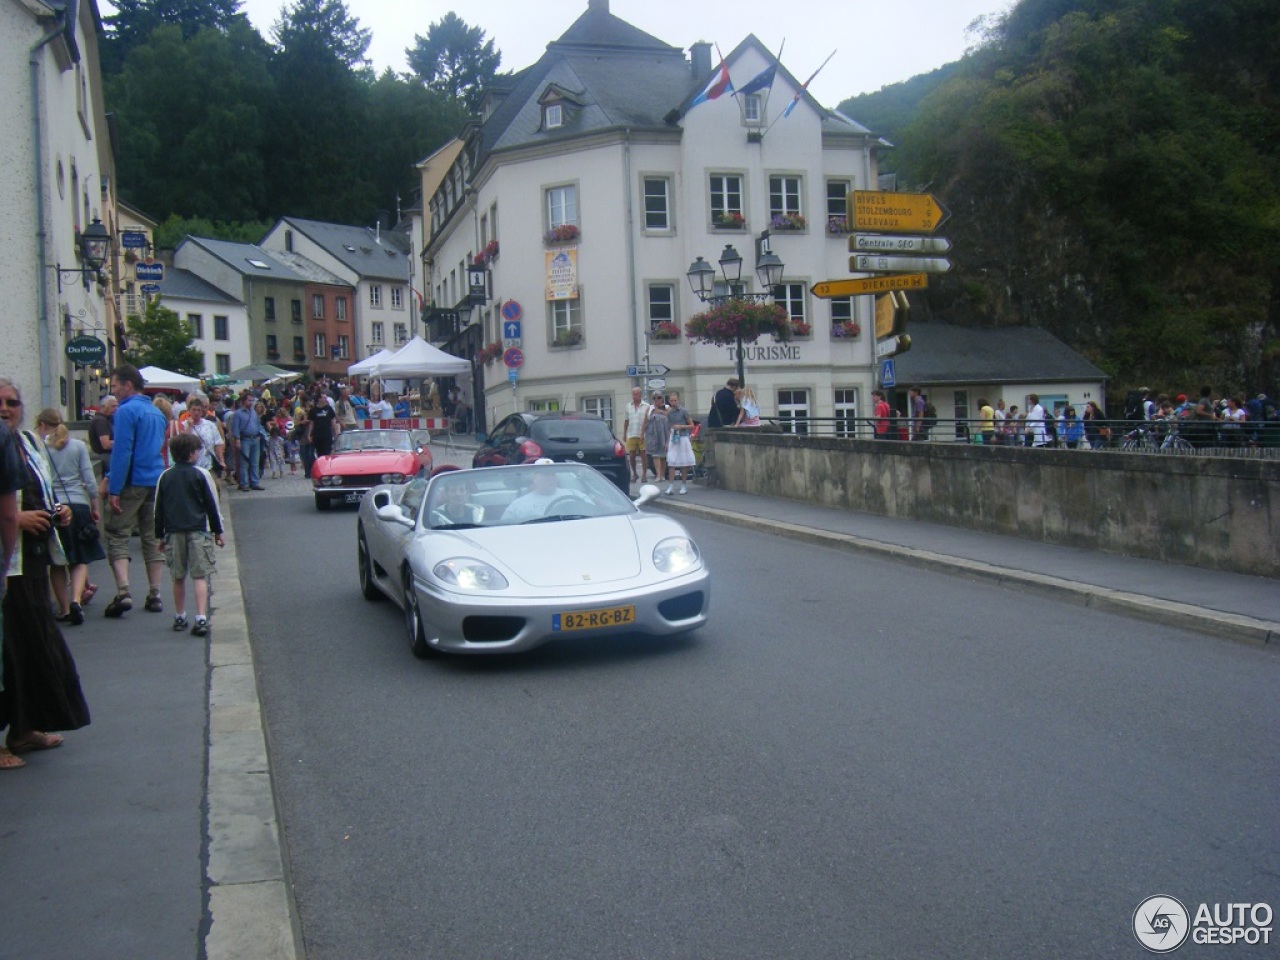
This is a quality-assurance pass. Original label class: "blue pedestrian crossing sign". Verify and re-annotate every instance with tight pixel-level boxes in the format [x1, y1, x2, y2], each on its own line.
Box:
[879, 358, 896, 387]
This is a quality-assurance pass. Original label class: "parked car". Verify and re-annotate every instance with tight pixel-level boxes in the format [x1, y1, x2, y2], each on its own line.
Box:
[355, 462, 710, 656]
[473, 412, 629, 492]
[312, 428, 433, 511]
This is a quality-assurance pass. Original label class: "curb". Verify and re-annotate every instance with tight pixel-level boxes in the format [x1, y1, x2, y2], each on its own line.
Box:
[203, 498, 304, 960]
[654, 498, 1278, 649]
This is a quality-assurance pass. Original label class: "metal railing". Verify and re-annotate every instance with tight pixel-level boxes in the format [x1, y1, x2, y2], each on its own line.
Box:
[726, 416, 1280, 458]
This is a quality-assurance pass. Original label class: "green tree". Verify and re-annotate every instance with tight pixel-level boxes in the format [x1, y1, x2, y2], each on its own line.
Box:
[102, 0, 247, 73]
[407, 12, 500, 110]
[125, 299, 205, 376]
[108, 21, 273, 221]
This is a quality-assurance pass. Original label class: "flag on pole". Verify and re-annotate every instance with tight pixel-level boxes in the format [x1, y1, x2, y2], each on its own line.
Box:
[782, 49, 837, 118]
[734, 64, 776, 97]
[691, 55, 733, 107]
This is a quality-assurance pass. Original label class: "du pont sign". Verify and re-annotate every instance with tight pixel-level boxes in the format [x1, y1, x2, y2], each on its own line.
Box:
[64, 335, 107, 366]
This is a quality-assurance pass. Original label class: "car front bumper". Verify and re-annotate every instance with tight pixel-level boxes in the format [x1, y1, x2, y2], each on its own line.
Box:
[410, 567, 710, 654]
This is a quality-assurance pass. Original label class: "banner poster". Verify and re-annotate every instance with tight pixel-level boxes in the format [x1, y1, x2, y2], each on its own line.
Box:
[544, 246, 579, 301]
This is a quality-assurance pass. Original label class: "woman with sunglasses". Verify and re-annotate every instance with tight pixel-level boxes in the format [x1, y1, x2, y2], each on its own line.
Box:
[0, 379, 90, 769]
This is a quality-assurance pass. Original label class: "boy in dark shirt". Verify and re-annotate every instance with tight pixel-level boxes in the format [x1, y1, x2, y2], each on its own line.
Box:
[155, 433, 224, 635]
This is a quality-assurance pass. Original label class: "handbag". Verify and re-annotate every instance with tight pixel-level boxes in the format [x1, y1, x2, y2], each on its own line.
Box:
[51, 460, 99, 546]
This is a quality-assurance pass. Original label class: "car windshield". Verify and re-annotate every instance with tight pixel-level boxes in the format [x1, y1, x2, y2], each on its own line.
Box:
[424, 464, 634, 529]
[335, 430, 412, 453]
[530, 417, 614, 445]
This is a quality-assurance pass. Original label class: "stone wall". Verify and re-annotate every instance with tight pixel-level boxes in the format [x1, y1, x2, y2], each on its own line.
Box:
[708, 431, 1280, 577]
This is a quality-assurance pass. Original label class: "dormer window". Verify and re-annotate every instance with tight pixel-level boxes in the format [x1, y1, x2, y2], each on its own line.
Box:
[742, 94, 763, 125]
[544, 103, 563, 129]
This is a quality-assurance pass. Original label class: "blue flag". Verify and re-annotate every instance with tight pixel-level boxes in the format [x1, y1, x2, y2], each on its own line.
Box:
[735, 64, 776, 97]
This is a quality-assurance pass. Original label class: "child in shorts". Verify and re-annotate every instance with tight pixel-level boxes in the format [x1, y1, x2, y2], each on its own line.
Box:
[155, 432, 224, 636]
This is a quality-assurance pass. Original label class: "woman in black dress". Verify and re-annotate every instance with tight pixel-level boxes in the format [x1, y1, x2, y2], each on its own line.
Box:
[0, 379, 90, 768]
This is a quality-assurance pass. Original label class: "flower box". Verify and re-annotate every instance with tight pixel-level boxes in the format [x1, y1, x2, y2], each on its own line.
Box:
[769, 213, 807, 231]
[649, 321, 682, 342]
[543, 224, 580, 245]
[552, 329, 583, 347]
[713, 212, 746, 230]
[789, 320, 812, 338]
[831, 321, 862, 338]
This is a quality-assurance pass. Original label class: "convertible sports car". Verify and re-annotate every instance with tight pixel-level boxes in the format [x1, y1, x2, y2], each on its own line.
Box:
[355, 462, 710, 656]
[312, 428, 433, 511]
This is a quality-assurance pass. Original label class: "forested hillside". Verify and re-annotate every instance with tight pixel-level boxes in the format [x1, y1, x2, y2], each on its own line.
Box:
[841, 0, 1279, 397]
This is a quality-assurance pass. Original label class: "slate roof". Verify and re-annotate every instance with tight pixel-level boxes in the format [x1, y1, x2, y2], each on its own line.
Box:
[276, 217, 411, 281]
[183, 238, 299, 282]
[269, 250, 348, 287]
[155, 266, 238, 303]
[892, 323, 1108, 385]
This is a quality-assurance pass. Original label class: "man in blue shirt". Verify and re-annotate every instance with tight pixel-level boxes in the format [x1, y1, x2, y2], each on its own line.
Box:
[104, 364, 168, 617]
[229, 392, 267, 491]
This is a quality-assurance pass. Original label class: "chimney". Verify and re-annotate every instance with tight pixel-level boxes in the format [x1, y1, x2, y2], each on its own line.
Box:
[587, 0, 609, 12]
[690, 41, 711, 80]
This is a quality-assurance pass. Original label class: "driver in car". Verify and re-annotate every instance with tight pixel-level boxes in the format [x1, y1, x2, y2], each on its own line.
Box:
[501, 466, 586, 523]
[429, 480, 483, 527]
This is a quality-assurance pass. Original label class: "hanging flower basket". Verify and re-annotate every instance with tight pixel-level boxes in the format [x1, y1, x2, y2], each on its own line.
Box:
[713, 212, 746, 230]
[543, 223, 580, 245]
[769, 212, 807, 231]
[832, 321, 862, 338]
[478, 341, 503, 365]
[650, 321, 682, 342]
[685, 299, 790, 346]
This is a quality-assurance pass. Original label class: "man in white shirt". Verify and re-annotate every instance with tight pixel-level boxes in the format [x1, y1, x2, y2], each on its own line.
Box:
[621, 386, 651, 483]
[366, 394, 394, 421]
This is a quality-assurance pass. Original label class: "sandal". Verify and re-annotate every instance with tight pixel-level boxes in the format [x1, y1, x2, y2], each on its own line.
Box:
[8, 732, 65, 754]
[0, 748, 26, 770]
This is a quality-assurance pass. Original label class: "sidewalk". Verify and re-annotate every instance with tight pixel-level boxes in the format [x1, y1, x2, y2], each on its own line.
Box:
[4, 445, 1272, 960]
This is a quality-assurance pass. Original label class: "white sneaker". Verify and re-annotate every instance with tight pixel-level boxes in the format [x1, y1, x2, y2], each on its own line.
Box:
[679, 484, 687, 495]
[664, 484, 673, 495]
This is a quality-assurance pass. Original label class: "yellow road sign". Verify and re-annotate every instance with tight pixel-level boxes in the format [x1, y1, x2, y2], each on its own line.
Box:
[812, 274, 928, 298]
[847, 191, 949, 234]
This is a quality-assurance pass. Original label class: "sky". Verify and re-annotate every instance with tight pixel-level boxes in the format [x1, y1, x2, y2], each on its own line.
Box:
[235, 0, 1012, 104]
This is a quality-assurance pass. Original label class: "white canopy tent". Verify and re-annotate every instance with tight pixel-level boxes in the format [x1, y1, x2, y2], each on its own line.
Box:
[346, 348, 396, 378]
[139, 365, 201, 391]
[370, 336, 470, 378]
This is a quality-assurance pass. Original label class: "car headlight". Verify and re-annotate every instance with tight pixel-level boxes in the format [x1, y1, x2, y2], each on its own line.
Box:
[433, 558, 509, 590]
[322, 475, 343, 486]
[381, 473, 406, 484]
[653, 537, 700, 574]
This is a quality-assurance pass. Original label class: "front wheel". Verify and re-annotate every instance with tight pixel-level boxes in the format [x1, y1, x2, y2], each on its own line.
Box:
[403, 567, 436, 659]
[357, 527, 382, 601]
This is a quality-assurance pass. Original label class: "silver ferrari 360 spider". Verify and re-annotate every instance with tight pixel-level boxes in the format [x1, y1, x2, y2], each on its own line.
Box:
[355, 461, 710, 656]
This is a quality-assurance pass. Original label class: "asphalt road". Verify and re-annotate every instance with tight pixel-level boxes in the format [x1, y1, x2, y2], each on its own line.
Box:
[232, 490, 1279, 960]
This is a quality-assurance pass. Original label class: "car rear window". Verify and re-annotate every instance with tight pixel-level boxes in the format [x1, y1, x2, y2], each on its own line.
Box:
[531, 419, 613, 443]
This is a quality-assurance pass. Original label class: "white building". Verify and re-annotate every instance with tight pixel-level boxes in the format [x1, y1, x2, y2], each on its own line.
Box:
[153, 267, 252, 378]
[420, 0, 883, 435]
[4, 0, 119, 415]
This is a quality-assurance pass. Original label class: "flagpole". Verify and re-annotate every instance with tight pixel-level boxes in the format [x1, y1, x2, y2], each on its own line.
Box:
[761, 48, 837, 138]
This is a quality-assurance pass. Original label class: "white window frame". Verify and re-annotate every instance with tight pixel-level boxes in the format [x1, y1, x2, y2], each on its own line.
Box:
[549, 297, 582, 344]
[544, 103, 563, 129]
[546, 184, 578, 229]
[827, 178, 851, 219]
[778, 388, 811, 436]
[831, 296, 854, 323]
[777, 282, 807, 323]
[647, 283, 675, 328]
[580, 394, 613, 424]
[742, 94, 763, 124]
[834, 387, 860, 439]
[391, 287, 404, 310]
[369, 285, 383, 309]
[312, 294, 324, 319]
[336, 335, 350, 360]
[709, 174, 743, 221]
[371, 321, 384, 345]
[642, 177, 672, 231]
[393, 322, 408, 346]
[336, 297, 347, 321]
[769, 175, 804, 219]
[313, 333, 326, 358]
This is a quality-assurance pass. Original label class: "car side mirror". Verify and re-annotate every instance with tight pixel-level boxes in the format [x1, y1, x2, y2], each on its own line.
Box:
[371, 490, 392, 510]
[376, 504, 414, 528]
[634, 483, 662, 507]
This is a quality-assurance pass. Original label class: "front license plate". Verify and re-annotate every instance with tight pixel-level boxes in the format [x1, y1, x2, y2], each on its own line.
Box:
[344, 491, 364, 504]
[553, 605, 636, 632]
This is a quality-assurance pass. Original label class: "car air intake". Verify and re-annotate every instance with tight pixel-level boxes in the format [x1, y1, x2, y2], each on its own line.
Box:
[462, 615, 525, 643]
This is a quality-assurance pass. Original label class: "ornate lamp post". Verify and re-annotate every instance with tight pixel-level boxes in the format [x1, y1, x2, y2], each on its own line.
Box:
[685, 241, 785, 385]
[53, 218, 111, 292]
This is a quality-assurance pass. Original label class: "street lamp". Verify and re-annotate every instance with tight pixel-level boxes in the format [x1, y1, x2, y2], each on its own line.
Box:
[52, 218, 111, 292]
[686, 240, 785, 384]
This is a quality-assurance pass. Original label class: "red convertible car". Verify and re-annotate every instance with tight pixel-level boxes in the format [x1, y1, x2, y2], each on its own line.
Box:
[312, 429, 433, 511]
